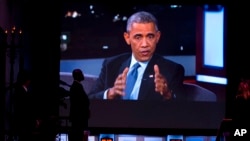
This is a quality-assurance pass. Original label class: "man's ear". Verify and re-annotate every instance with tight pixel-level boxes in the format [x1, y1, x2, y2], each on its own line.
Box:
[156, 31, 161, 43]
[123, 32, 130, 45]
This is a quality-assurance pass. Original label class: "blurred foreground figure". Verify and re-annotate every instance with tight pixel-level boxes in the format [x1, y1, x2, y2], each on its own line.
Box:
[12, 70, 33, 141]
[232, 79, 250, 140]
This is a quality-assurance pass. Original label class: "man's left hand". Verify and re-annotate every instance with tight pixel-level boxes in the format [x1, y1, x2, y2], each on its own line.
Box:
[154, 64, 172, 100]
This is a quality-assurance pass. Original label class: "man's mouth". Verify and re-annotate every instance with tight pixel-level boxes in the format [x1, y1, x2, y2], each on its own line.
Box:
[141, 50, 150, 56]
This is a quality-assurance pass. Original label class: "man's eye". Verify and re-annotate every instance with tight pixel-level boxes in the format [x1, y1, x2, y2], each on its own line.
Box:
[135, 36, 141, 40]
[148, 35, 154, 39]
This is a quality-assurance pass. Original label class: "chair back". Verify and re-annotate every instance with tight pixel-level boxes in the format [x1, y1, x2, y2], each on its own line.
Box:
[184, 82, 217, 102]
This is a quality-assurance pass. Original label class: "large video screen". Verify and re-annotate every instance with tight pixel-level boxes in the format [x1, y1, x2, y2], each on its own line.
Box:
[59, 3, 226, 134]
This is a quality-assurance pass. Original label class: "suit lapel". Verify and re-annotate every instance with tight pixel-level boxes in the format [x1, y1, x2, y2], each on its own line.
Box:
[118, 57, 131, 74]
[138, 56, 157, 100]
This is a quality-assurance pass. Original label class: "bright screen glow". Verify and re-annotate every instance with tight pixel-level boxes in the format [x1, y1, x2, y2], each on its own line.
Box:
[204, 8, 224, 67]
[59, 4, 226, 134]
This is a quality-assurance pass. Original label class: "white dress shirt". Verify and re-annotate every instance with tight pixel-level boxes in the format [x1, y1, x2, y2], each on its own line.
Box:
[103, 54, 149, 100]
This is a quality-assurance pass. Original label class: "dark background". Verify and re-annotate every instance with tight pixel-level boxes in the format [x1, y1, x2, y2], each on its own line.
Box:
[60, 4, 197, 59]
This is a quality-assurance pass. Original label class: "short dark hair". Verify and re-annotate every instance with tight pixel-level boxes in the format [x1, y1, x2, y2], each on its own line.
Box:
[72, 69, 84, 81]
[126, 11, 159, 32]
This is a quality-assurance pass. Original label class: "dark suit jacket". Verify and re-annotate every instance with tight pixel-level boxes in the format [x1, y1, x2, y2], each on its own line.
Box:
[88, 53, 186, 101]
[69, 80, 90, 126]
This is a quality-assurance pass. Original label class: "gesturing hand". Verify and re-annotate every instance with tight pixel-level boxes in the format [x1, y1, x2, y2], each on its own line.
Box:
[107, 67, 129, 99]
[154, 64, 172, 100]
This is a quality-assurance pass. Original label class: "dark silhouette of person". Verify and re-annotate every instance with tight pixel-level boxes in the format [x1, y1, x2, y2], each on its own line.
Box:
[12, 69, 33, 141]
[69, 69, 90, 141]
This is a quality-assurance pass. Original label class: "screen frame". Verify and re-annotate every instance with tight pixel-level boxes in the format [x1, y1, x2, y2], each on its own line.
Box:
[59, 4, 227, 136]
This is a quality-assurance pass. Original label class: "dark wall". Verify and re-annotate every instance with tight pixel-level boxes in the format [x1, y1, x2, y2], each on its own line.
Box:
[1, 1, 61, 139]
[225, 5, 250, 118]
[1, 26, 7, 141]
[20, 0, 61, 116]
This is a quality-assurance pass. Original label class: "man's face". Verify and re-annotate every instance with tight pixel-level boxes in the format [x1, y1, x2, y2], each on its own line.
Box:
[124, 22, 161, 62]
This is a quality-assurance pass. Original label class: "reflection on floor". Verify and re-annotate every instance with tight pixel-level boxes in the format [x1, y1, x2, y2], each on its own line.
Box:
[56, 133, 217, 141]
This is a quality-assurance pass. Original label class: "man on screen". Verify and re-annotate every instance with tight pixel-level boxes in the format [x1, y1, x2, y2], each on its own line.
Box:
[88, 11, 186, 101]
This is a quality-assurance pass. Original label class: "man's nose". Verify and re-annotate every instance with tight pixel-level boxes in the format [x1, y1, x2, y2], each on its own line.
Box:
[141, 38, 148, 47]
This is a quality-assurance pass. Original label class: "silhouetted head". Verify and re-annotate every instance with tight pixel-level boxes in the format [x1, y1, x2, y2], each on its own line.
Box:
[72, 69, 84, 82]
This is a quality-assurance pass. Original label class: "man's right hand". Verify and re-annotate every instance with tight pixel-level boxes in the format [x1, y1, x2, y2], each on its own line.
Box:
[107, 67, 129, 99]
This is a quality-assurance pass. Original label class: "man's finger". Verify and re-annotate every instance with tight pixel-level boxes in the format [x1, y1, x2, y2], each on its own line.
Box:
[122, 67, 129, 83]
[122, 67, 129, 78]
[154, 64, 160, 75]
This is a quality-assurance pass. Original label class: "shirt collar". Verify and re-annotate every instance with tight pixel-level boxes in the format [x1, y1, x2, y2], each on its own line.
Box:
[131, 54, 149, 69]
